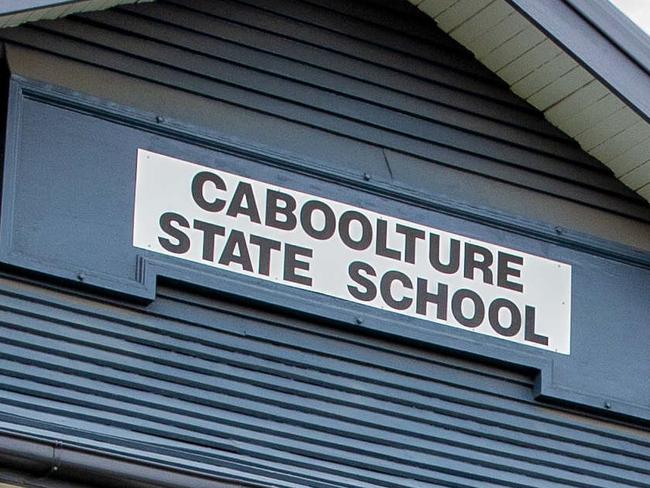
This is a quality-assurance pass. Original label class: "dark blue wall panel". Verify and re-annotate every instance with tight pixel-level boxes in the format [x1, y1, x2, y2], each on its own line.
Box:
[1, 79, 649, 422]
[0, 76, 647, 487]
[0, 0, 648, 240]
[0, 1, 648, 487]
[0, 276, 649, 487]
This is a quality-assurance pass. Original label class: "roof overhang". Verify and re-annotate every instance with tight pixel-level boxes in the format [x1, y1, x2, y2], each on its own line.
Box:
[0, 0, 151, 28]
[1, 0, 650, 205]
[411, 0, 650, 204]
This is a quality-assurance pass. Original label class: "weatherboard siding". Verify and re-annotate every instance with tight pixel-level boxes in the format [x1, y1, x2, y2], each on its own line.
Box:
[0, 2, 649, 487]
[0, 276, 649, 488]
[0, 0, 649, 236]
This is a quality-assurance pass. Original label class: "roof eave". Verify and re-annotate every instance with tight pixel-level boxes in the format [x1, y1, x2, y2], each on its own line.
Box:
[412, 0, 650, 204]
[0, 0, 149, 29]
[508, 0, 650, 123]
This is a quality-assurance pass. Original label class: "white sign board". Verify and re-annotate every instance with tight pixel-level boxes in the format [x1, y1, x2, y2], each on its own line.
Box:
[134, 149, 572, 354]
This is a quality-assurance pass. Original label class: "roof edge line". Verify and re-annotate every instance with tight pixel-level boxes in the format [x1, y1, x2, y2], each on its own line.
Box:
[504, 0, 650, 125]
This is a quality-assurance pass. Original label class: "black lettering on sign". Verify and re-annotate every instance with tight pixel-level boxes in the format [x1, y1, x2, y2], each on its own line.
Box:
[192, 172, 226, 212]
[488, 298, 521, 337]
[348, 261, 377, 301]
[429, 234, 460, 274]
[339, 211, 372, 251]
[300, 200, 336, 240]
[219, 230, 254, 272]
[249, 234, 281, 276]
[395, 223, 425, 264]
[193, 219, 225, 261]
[159, 212, 190, 254]
[226, 182, 261, 223]
[524, 306, 548, 345]
[284, 244, 313, 286]
[376, 219, 401, 261]
[451, 289, 485, 328]
[464, 243, 494, 284]
[415, 278, 448, 320]
[137, 152, 571, 354]
[497, 252, 524, 292]
[266, 190, 297, 231]
[380, 271, 413, 311]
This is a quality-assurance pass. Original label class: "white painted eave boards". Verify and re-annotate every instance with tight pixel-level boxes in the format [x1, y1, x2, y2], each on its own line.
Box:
[0, 0, 151, 29]
[411, 0, 650, 204]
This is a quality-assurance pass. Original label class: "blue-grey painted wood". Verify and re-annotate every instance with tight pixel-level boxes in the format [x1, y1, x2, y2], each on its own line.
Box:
[79, 4, 594, 167]
[0, 2, 648, 484]
[0, 0, 648, 227]
[0, 276, 649, 487]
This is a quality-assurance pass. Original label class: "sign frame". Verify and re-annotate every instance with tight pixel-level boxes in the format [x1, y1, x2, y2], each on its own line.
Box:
[2, 76, 650, 422]
[133, 149, 572, 355]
